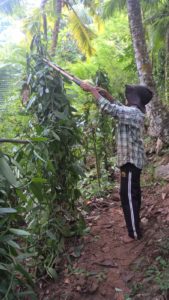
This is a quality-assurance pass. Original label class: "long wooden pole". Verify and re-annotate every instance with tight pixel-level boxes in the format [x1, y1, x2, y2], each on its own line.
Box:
[43, 58, 82, 86]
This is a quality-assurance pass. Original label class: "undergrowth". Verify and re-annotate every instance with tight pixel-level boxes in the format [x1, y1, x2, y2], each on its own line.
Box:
[128, 237, 169, 299]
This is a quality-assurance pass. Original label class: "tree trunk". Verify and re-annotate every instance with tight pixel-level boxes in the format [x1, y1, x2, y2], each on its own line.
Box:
[126, 0, 169, 143]
[165, 28, 169, 103]
[51, 0, 63, 56]
[40, 0, 48, 40]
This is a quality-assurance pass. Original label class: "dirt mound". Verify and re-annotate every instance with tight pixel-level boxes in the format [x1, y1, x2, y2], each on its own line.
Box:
[38, 180, 169, 300]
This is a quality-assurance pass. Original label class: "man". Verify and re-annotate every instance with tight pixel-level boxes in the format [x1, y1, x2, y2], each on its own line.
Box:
[80, 82, 153, 242]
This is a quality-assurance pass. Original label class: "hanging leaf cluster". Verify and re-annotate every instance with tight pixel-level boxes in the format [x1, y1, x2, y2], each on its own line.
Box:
[0, 151, 36, 299]
[17, 37, 85, 276]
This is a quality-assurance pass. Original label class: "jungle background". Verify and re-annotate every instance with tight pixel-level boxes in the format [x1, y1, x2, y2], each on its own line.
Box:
[1, 0, 169, 299]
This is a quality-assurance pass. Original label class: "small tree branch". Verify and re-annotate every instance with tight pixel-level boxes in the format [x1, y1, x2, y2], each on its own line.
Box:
[0, 139, 31, 144]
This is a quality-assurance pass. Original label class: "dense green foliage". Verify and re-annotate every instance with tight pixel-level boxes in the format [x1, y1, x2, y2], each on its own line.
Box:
[0, 152, 36, 299]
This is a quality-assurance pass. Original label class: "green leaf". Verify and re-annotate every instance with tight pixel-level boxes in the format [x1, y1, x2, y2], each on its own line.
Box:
[6, 240, 21, 250]
[15, 263, 35, 288]
[33, 150, 46, 163]
[11, 158, 24, 173]
[16, 252, 36, 261]
[16, 190, 27, 202]
[27, 73, 32, 84]
[31, 177, 47, 183]
[27, 96, 37, 109]
[9, 228, 31, 236]
[53, 110, 67, 120]
[52, 131, 60, 141]
[39, 86, 44, 97]
[0, 208, 17, 214]
[30, 137, 48, 142]
[47, 267, 58, 279]
[0, 157, 18, 187]
[68, 8, 96, 56]
[0, 263, 8, 271]
[46, 75, 53, 80]
[46, 230, 57, 240]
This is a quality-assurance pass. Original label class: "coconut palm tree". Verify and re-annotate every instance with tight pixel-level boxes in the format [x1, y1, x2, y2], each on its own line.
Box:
[40, 0, 48, 40]
[24, 0, 97, 57]
[102, 0, 169, 143]
[50, 0, 97, 56]
[0, 0, 97, 57]
[126, 0, 169, 142]
[51, 0, 62, 56]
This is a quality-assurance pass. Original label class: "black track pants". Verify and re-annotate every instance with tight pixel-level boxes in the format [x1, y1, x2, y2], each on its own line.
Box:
[120, 163, 142, 240]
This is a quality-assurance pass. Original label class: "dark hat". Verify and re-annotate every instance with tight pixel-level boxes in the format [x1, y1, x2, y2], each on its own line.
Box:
[125, 84, 153, 113]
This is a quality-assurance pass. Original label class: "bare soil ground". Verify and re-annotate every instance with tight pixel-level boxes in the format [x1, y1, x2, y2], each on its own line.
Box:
[38, 170, 169, 300]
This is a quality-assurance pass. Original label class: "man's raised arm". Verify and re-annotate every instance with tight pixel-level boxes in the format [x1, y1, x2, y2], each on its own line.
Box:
[80, 82, 114, 103]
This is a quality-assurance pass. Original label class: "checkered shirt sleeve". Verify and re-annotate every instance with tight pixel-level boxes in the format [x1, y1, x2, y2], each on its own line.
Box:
[98, 96, 143, 128]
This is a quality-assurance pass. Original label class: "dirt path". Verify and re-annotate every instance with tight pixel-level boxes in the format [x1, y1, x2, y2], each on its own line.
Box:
[39, 179, 169, 300]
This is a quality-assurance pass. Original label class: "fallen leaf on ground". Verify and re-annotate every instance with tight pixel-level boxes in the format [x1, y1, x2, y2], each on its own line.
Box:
[93, 259, 118, 268]
[64, 278, 70, 284]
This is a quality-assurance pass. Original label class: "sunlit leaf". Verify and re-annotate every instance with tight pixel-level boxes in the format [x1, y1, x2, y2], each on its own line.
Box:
[27, 96, 37, 110]
[51, 131, 60, 141]
[0, 263, 8, 271]
[33, 150, 46, 163]
[6, 240, 21, 250]
[0, 156, 18, 187]
[9, 228, 31, 236]
[30, 137, 48, 142]
[31, 177, 47, 183]
[67, 8, 96, 57]
[0, 208, 17, 214]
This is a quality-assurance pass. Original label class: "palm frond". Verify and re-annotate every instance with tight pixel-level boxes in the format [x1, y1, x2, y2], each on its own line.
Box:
[83, 0, 102, 10]
[141, 0, 165, 10]
[71, 4, 93, 24]
[82, 2, 104, 32]
[153, 16, 169, 40]
[67, 6, 96, 56]
[65, 2, 96, 56]
[22, 8, 41, 38]
[102, 0, 126, 19]
[145, 1, 169, 49]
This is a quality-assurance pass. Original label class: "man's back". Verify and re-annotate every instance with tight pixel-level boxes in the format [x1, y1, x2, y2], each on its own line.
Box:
[98, 97, 145, 169]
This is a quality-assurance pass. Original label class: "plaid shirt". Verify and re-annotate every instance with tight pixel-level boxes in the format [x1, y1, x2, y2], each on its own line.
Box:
[98, 96, 145, 169]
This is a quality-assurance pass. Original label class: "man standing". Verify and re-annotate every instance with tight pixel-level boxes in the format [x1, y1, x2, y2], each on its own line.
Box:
[80, 82, 153, 242]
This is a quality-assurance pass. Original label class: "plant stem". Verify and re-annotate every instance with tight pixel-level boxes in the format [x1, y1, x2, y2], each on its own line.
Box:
[92, 128, 101, 188]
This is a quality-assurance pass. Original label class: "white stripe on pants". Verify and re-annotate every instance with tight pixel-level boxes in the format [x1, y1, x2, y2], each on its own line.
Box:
[128, 171, 138, 239]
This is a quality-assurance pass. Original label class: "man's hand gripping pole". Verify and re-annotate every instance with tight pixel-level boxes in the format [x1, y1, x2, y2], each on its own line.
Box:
[43, 58, 113, 101]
